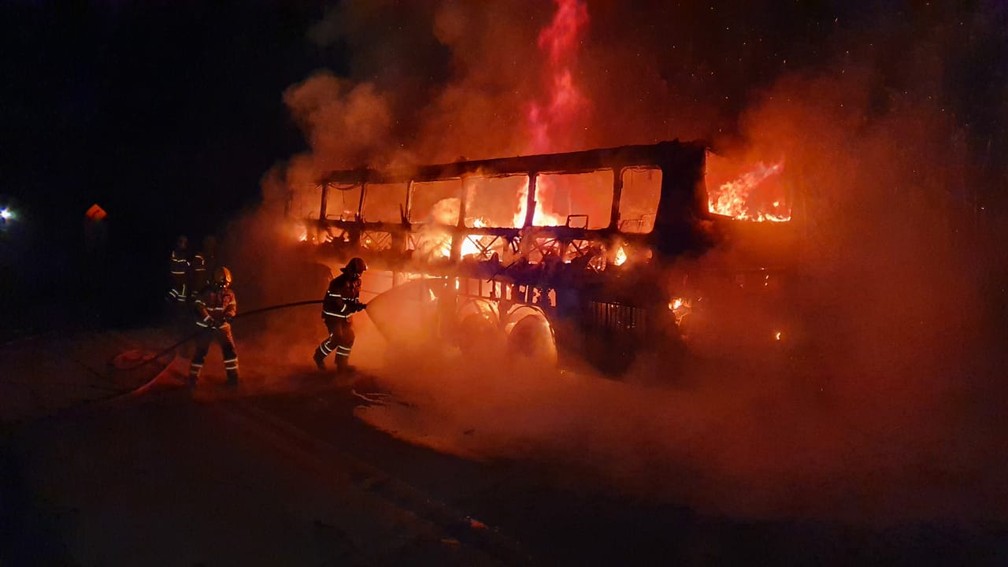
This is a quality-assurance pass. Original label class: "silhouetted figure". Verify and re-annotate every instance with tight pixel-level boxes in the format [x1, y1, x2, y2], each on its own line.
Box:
[189, 266, 239, 388]
[313, 257, 367, 374]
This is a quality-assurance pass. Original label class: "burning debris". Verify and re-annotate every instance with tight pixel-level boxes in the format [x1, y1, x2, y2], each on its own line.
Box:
[707, 159, 791, 222]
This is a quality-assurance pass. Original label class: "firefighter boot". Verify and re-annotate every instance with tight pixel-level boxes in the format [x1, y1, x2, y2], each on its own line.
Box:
[312, 348, 326, 371]
[225, 370, 239, 388]
[335, 355, 355, 375]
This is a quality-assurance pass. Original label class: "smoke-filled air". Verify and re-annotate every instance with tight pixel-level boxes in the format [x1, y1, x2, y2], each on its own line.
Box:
[226, 0, 1008, 526]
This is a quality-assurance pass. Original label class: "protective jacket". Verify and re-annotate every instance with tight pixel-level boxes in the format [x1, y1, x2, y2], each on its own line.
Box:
[194, 286, 237, 328]
[314, 271, 364, 371]
[189, 253, 209, 296]
[189, 284, 239, 385]
[322, 272, 363, 320]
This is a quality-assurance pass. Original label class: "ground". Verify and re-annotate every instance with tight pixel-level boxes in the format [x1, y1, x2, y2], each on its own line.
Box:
[1, 324, 1006, 566]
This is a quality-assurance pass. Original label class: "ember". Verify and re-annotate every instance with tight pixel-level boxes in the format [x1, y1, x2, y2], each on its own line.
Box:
[613, 245, 627, 266]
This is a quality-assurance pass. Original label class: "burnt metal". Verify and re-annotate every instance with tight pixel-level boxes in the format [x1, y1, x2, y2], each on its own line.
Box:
[310, 140, 710, 265]
[302, 140, 723, 374]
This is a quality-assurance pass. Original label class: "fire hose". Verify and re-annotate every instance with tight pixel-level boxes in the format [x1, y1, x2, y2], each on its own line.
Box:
[117, 299, 327, 372]
[0, 299, 372, 417]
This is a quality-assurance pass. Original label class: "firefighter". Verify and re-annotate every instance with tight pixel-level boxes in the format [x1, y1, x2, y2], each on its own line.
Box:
[168, 235, 190, 305]
[188, 266, 240, 387]
[313, 257, 367, 373]
[189, 236, 219, 299]
[189, 251, 209, 299]
[189, 251, 207, 296]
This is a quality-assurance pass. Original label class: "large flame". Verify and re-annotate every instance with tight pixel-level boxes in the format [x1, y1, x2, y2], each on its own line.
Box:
[527, 0, 590, 154]
[513, 177, 567, 228]
[515, 0, 590, 229]
[708, 160, 791, 222]
[431, 217, 495, 260]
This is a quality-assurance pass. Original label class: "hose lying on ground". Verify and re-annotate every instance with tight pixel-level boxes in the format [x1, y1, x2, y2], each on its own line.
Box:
[0, 300, 338, 420]
[117, 299, 325, 372]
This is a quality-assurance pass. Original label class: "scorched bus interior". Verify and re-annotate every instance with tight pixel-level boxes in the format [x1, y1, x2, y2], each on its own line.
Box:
[293, 141, 794, 375]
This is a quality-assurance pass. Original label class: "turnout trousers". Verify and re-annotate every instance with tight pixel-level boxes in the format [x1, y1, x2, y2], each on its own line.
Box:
[189, 324, 239, 384]
[315, 315, 355, 371]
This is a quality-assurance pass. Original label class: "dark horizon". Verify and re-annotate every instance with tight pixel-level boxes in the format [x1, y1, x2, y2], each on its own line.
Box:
[0, 1, 342, 331]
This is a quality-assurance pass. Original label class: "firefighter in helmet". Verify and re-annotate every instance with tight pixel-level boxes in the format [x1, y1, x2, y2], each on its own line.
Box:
[313, 257, 367, 373]
[190, 235, 218, 298]
[189, 266, 240, 387]
[168, 235, 190, 304]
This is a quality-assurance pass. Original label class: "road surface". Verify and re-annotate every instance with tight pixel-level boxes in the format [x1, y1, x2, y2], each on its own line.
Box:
[2, 356, 1005, 566]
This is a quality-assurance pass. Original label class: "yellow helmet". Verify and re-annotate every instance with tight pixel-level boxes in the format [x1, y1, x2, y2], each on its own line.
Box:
[214, 266, 232, 287]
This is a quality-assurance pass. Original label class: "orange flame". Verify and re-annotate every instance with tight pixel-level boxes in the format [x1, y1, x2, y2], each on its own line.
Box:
[431, 218, 494, 260]
[668, 296, 691, 325]
[527, 0, 590, 153]
[513, 177, 567, 228]
[519, 0, 589, 224]
[708, 160, 791, 222]
[613, 245, 627, 266]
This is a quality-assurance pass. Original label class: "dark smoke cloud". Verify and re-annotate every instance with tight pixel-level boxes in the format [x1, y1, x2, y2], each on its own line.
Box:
[230, 0, 1008, 525]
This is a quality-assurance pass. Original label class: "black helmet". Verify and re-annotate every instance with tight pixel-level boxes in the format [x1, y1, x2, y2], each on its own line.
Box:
[341, 257, 367, 276]
[214, 266, 232, 287]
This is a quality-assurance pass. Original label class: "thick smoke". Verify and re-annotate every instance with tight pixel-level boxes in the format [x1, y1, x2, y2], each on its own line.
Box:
[230, 0, 1008, 525]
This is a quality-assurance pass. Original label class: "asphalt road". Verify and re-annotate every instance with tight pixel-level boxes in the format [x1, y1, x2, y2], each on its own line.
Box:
[2, 361, 1006, 566]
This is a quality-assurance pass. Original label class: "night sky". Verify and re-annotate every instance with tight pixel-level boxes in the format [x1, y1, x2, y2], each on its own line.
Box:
[1, 1, 339, 330]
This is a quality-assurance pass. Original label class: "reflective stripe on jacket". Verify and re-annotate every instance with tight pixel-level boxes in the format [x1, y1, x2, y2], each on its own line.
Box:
[194, 287, 237, 327]
[322, 273, 361, 320]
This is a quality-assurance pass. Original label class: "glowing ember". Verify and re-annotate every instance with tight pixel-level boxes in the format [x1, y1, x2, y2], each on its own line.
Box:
[668, 297, 691, 325]
[435, 236, 452, 259]
[708, 160, 791, 222]
[774, 330, 783, 341]
[460, 218, 489, 258]
[613, 245, 627, 266]
[429, 217, 494, 260]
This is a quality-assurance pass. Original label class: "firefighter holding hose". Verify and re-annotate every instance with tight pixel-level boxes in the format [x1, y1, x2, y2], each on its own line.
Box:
[313, 257, 367, 374]
[188, 266, 240, 387]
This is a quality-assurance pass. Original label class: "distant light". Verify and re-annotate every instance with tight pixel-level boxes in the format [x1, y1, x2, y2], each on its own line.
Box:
[774, 331, 783, 341]
[0, 208, 11, 220]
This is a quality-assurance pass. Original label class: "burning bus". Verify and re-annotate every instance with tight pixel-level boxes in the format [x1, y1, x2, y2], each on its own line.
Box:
[288, 140, 798, 375]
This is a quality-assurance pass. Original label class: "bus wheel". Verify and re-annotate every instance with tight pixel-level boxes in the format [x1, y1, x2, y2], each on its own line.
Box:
[506, 315, 558, 368]
[457, 314, 502, 359]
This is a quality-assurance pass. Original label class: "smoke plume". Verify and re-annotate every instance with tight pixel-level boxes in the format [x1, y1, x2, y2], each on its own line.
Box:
[229, 0, 1008, 526]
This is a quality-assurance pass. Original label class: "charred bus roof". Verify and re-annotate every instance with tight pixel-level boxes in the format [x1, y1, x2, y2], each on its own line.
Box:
[318, 140, 709, 186]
